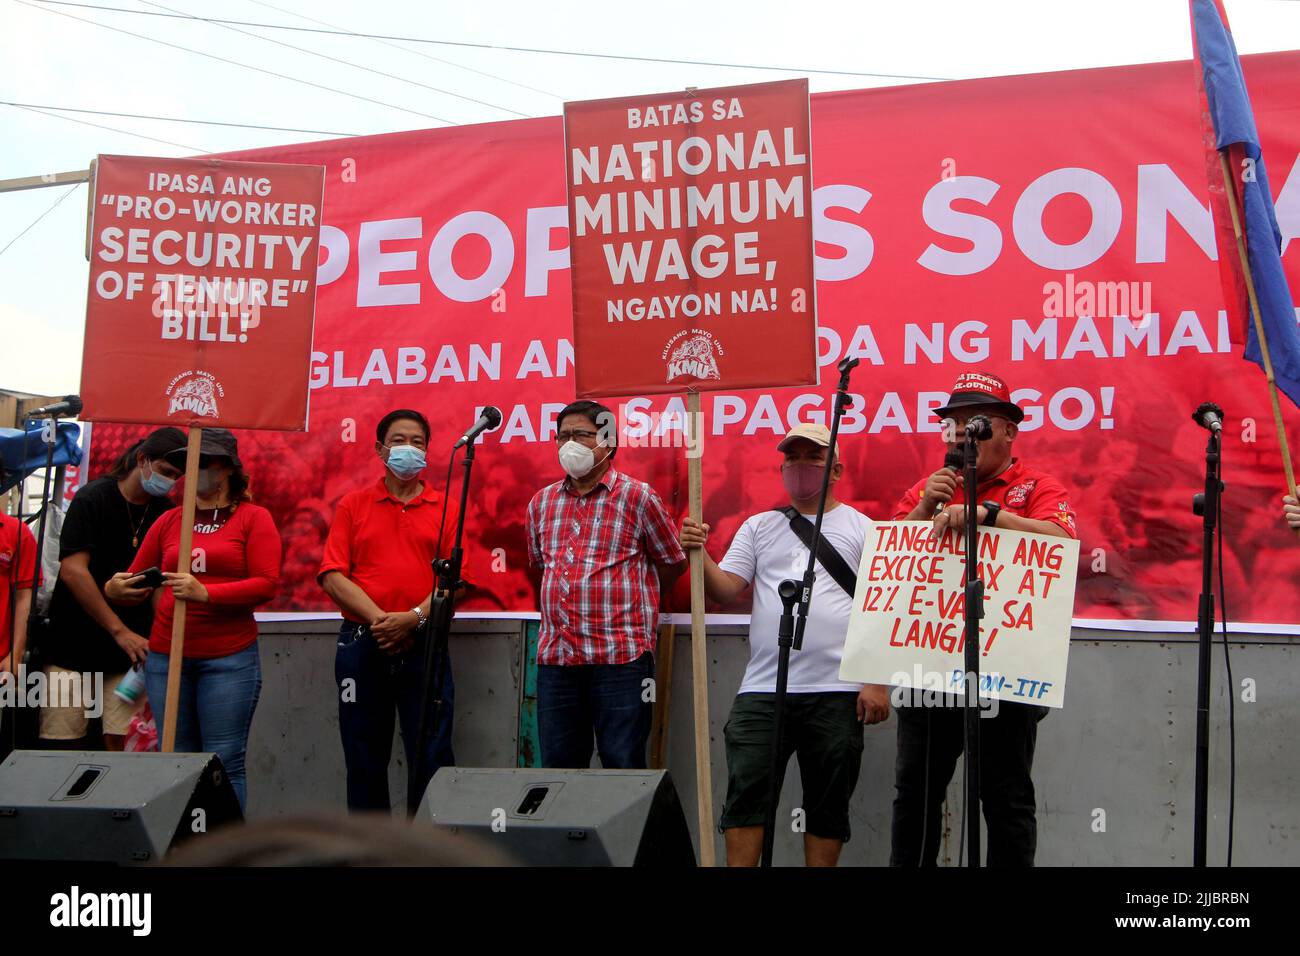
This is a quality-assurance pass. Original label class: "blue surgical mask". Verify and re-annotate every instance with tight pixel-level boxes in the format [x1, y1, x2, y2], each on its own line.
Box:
[140, 462, 175, 497]
[386, 444, 426, 479]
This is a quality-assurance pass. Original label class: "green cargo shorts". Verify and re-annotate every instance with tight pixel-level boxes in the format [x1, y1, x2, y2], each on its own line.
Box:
[719, 691, 864, 842]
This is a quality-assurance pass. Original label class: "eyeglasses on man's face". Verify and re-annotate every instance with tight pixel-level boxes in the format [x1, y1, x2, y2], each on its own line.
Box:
[555, 429, 600, 444]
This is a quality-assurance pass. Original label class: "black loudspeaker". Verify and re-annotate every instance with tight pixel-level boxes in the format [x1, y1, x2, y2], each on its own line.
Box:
[417, 768, 696, 866]
[0, 750, 242, 865]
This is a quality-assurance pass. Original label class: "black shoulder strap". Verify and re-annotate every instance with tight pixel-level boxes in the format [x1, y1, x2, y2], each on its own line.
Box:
[773, 506, 858, 598]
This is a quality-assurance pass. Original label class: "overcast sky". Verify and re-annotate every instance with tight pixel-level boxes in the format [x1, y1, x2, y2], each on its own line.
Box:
[3, 0, 1298, 397]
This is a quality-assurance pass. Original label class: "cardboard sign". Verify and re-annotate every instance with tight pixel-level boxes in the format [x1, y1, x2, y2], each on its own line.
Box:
[564, 79, 818, 397]
[80, 154, 325, 430]
[839, 521, 1080, 708]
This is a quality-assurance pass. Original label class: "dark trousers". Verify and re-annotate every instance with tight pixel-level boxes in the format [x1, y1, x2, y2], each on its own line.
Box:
[537, 652, 654, 769]
[889, 701, 1045, 867]
[334, 621, 455, 812]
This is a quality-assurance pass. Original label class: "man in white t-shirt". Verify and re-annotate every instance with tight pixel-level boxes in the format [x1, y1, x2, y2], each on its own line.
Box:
[680, 423, 891, 866]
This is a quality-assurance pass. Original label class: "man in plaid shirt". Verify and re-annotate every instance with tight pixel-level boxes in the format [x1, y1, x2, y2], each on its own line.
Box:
[526, 400, 685, 769]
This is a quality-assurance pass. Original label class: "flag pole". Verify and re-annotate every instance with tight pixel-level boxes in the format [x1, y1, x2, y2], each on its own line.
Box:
[161, 425, 202, 752]
[1217, 150, 1300, 538]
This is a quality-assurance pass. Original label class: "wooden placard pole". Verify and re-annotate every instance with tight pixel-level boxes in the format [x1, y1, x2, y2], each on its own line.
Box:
[685, 389, 716, 866]
[648, 617, 675, 770]
[160, 425, 202, 753]
[1217, 151, 1300, 539]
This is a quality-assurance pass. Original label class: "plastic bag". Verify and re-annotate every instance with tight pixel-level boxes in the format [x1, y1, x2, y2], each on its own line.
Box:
[124, 702, 158, 753]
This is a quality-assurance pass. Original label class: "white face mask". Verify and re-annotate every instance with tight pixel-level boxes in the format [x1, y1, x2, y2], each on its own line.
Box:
[558, 440, 603, 479]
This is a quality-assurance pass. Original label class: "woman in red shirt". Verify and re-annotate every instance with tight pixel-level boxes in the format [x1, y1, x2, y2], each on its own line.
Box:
[106, 429, 280, 811]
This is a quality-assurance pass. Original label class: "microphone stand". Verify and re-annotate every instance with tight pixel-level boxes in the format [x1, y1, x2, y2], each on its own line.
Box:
[1191, 415, 1223, 867]
[759, 357, 858, 867]
[960, 415, 992, 868]
[407, 441, 476, 815]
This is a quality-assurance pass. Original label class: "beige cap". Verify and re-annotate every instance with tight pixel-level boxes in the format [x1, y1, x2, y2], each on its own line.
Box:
[777, 422, 838, 456]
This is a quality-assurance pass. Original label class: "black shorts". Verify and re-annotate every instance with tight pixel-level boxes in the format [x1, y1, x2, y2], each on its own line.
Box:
[719, 691, 864, 842]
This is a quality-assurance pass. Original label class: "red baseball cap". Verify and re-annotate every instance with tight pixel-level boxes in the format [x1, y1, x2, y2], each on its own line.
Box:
[932, 371, 1025, 424]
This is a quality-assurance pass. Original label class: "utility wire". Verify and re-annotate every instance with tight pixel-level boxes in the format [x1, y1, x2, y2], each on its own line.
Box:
[245, 0, 562, 100]
[0, 100, 357, 136]
[15, 0, 457, 125]
[32, 1, 955, 81]
[136, 0, 530, 117]
[0, 183, 82, 259]
[5, 101, 206, 151]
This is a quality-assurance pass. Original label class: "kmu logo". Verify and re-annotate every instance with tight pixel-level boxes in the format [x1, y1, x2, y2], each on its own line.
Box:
[662, 329, 723, 384]
[165, 370, 224, 419]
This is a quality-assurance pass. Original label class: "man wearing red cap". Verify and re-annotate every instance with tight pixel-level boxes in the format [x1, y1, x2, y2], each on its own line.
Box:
[889, 371, 1077, 867]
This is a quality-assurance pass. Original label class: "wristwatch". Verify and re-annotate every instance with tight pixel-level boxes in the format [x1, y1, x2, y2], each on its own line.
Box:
[981, 501, 1001, 527]
[411, 605, 429, 629]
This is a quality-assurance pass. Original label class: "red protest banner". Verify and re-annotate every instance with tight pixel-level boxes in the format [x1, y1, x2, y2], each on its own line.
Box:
[80, 154, 325, 431]
[84, 53, 1300, 629]
[564, 79, 818, 397]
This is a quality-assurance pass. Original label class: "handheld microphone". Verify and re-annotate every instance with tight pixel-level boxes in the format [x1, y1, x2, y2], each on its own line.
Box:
[935, 448, 964, 516]
[453, 406, 502, 449]
[1192, 402, 1224, 434]
[27, 395, 83, 418]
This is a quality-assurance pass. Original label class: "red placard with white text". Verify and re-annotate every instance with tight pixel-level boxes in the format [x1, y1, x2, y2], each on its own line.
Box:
[80, 154, 325, 430]
[564, 79, 818, 397]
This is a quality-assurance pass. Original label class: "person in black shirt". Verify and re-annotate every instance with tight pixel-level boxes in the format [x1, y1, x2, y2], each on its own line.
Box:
[41, 427, 186, 750]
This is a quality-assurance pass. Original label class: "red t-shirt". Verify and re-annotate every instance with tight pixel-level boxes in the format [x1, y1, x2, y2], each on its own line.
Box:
[317, 476, 461, 622]
[0, 514, 39, 658]
[130, 503, 282, 658]
[892, 457, 1079, 538]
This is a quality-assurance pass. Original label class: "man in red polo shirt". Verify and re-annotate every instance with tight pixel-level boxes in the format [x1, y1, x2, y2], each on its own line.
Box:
[319, 409, 459, 812]
[889, 371, 1077, 867]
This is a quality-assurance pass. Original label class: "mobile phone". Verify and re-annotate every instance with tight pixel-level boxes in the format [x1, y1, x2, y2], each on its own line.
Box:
[136, 567, 166, 589]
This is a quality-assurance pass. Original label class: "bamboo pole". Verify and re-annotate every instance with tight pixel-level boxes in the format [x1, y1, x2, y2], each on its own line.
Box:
[161, 426, 202, 752]
[1217, 151, 1300, 538]
[686, 389, 716, 866]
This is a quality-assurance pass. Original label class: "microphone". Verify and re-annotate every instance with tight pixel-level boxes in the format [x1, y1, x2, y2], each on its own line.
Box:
[453, 405, 502, 449]
[964, 414, 993, 440]
[1192, 402, 1224, 434]
[935, 448, 964, 516]
[27, 395, 83, 418]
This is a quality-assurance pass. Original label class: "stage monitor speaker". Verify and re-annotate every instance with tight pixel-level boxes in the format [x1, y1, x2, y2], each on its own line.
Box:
[417, 768, 696, 866]
[0, 750, 242, 865]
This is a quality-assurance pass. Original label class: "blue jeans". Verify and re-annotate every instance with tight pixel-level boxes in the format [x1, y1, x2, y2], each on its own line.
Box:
[145, 643, 262, 812]
[334, 621, 455, 812]
[537, 652, 654, 769]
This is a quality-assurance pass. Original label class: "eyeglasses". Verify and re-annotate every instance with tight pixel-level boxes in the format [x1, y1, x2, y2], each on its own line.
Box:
[385, 436, 427, 450]
[947, 413, 1010, 428]
[555, 430, 600, 444]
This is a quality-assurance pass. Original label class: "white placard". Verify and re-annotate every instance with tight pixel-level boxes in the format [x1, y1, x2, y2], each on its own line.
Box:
[839, 521, 1080, 708]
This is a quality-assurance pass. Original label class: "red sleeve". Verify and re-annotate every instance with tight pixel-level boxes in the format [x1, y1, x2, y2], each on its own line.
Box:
[641, 487, 685, 566]
[128, 512, 169, 575]
[1022, 473, 1079, 539]
[205, 507, 282, 607]
[438, 492, 461, 559]
[13, 520, 38, 589]
[891, 479, 926, 521]
[317, 494, 355, 583]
